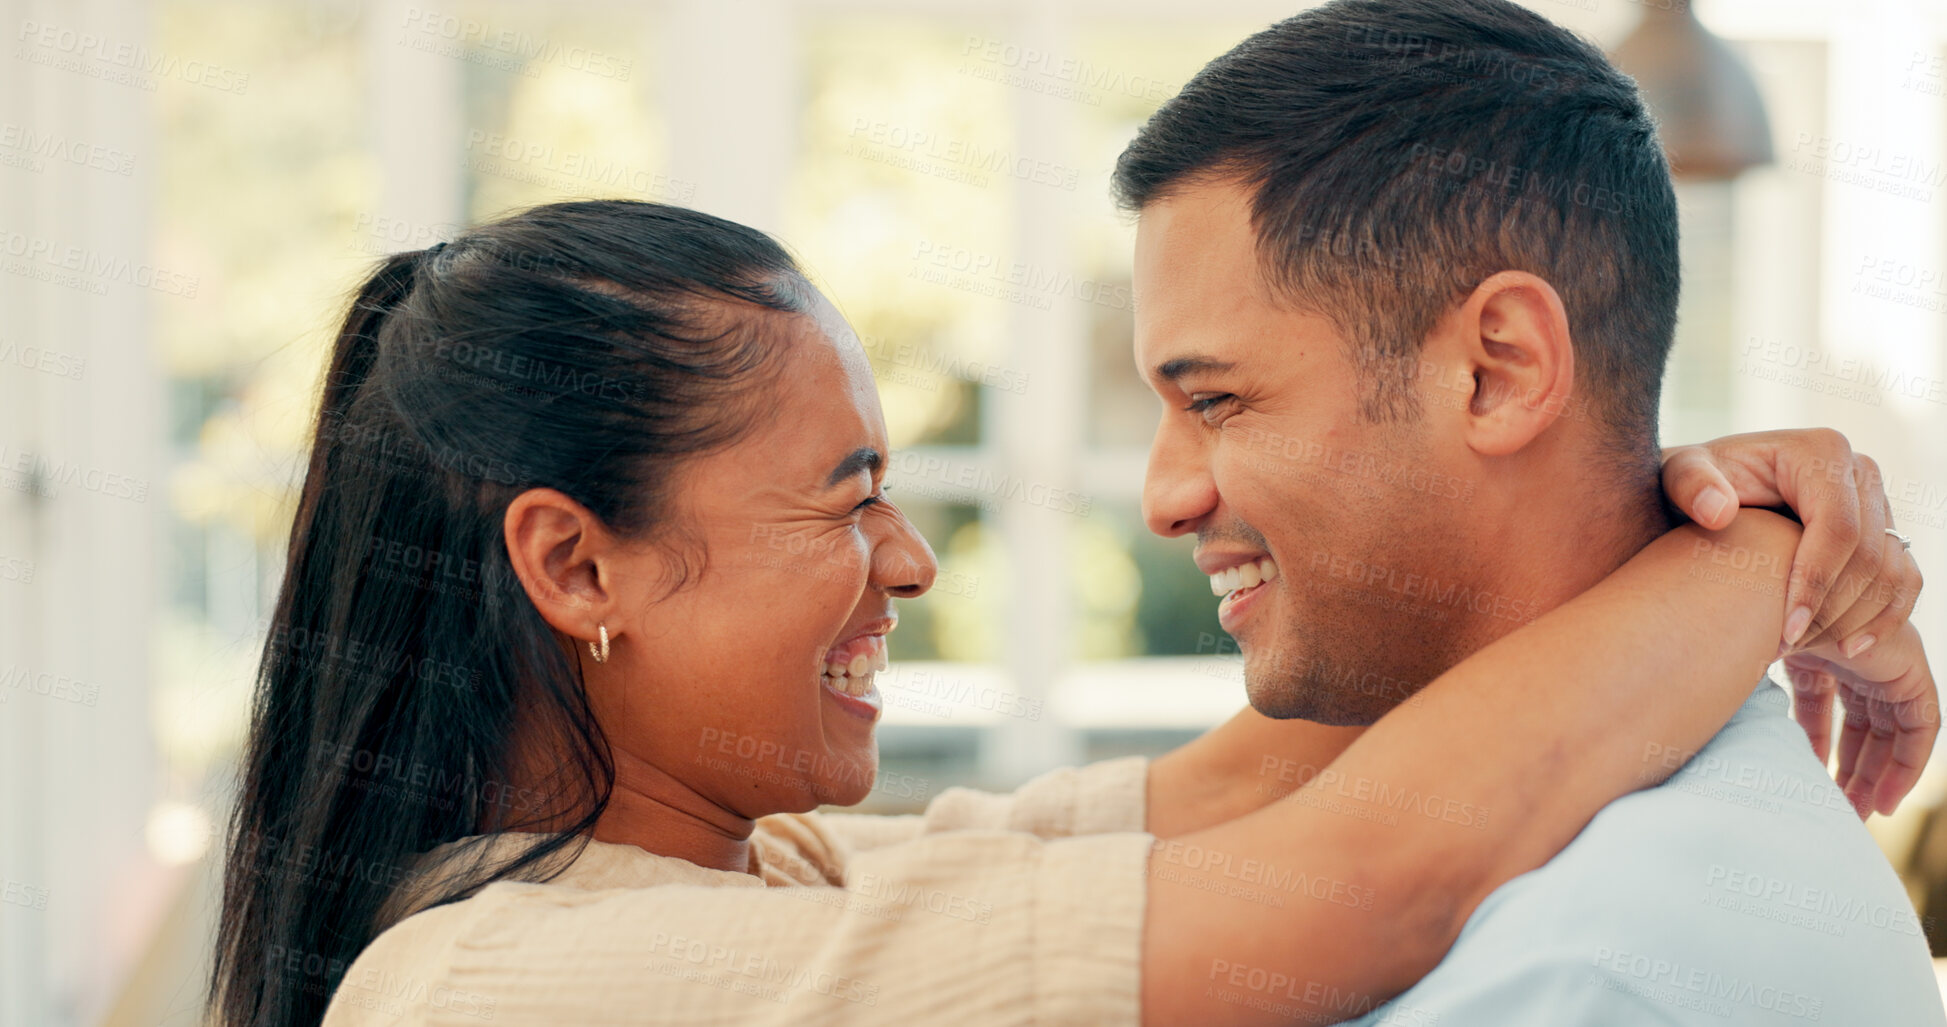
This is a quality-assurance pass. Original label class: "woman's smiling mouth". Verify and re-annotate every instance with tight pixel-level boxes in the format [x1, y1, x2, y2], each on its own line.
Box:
[820, 634, 888, 718]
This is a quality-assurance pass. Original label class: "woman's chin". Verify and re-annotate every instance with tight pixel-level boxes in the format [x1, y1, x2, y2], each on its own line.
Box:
[813, 782, 872, 808]
[806, 750, 879, 808]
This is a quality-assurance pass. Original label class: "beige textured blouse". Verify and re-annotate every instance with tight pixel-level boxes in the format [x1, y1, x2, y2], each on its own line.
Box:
[320, 755, 1154, 1026]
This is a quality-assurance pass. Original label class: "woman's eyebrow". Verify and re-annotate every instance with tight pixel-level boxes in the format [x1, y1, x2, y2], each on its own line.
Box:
[823, 447, 883, 488]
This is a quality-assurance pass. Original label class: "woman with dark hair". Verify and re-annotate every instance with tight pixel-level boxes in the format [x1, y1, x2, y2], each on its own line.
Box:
[210, 199, 1931, 1027]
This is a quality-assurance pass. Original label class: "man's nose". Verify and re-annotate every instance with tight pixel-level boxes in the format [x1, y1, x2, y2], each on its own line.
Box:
[1142, 419, 1217, 538]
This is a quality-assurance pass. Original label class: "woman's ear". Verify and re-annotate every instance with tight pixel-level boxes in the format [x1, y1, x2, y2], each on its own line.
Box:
[1443, 270, 1577, 458]
[504, 488, 616, 642]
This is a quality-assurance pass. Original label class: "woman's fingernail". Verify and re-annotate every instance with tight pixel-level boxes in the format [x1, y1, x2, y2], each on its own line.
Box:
[1696, 487, 1732, 526]
[1843, 634, 1877, 658]
[1784, 606, 1813, 646]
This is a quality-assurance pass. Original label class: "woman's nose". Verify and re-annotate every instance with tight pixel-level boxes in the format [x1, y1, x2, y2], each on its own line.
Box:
[870, 508, 937, 599]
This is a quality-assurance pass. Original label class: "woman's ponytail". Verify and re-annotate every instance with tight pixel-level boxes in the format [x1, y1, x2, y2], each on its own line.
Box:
[285, 246, 437, 567]
[326, 249, 422, 417]
[313, 250, 427, 470]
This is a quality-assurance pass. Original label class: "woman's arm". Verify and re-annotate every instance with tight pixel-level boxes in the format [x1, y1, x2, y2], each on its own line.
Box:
[1142, 510, 1804, 1025]
[815, 756, 1150, 853]
[1147, 428, 1926, 840]
[1145, 708, 1361, 838]
[319, 512, 1923, 1027]
[1659, 428, 1919, 651]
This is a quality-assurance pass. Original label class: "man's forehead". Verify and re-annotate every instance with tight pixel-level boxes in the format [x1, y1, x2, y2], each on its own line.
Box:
[1132, 186, 1272, 386]
[1133, 292, 1256, 390]
[1133, 179, 1259, 265]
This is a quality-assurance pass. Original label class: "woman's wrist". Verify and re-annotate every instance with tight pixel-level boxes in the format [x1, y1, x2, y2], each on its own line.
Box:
[1146, 707, 1361, 838]
[1656, 506, 1802, 642]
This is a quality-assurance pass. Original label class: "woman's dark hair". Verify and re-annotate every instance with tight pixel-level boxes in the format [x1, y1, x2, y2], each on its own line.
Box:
[209, 200, 811, 1027]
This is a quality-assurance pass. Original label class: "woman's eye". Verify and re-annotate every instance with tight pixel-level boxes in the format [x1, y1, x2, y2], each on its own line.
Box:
[1184, 394, 1237, 421]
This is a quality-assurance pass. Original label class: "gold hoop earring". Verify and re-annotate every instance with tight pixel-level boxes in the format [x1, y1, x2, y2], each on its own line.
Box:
[588, 623, 609, 664]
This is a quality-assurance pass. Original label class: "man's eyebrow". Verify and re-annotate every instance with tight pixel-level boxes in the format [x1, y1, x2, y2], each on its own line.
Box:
[824, 447, 883, 488]
[1151, 356, 1237, 384]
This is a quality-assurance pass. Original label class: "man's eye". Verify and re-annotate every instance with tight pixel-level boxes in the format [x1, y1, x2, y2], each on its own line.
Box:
[853, 483, 891, 513]
[1184, 394, 1237, 420]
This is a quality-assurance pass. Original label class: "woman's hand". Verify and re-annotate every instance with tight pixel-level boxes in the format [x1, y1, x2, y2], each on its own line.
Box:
[1659, 429, 1927, 769]
[1659, 429, 1920, 648]
[1780, 623, 1937, 818]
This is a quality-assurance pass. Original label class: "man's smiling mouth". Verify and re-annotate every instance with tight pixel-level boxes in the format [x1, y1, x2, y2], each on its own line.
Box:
[1209, 556, 1280, 599]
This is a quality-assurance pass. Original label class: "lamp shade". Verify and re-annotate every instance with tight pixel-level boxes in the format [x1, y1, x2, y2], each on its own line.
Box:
[1610, 5, 1774, 180]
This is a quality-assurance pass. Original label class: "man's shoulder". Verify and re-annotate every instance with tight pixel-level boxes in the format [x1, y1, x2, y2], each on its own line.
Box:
[1489, 681, 1910, 913]
[1347, 682, 1943, 1026]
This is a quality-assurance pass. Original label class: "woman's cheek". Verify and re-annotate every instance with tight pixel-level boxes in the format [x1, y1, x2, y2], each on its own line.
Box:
[740, 523, 871, 589]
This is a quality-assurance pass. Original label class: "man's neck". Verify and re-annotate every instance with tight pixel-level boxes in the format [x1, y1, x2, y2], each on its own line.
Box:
[1466, 467, 1674, 653]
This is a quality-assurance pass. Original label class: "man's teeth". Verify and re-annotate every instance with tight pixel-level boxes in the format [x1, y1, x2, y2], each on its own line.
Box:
[823, 646, 890, 697]
[1209, 557, 1280, 597]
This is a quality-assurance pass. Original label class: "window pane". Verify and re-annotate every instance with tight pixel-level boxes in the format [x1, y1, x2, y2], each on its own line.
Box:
[787, 17, 1016, 450]
[157, 0, 374, 805]
[451, 5, 670, 221]
[1069, 500, 1222, 659]
[1070, 23, 1261, 447]
[882, 499, 988, 662]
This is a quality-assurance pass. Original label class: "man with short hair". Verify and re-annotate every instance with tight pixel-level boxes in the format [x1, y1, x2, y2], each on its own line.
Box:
[1115, 0, 1942, 1021]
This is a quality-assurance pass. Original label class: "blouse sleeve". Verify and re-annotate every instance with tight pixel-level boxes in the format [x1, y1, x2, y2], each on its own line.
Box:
[811, 755, 1149, 854]
[321, 828, 1153, 1026]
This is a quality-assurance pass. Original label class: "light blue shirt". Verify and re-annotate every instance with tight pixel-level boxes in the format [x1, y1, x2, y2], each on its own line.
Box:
[1336, 680, 1945, 1027]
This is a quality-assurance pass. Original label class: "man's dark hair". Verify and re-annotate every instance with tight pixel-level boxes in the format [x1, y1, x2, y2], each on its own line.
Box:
[1113, 0, 1679, 463]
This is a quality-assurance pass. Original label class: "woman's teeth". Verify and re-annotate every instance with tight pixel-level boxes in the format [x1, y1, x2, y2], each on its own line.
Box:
[1209, 557, 1280, 597]
[822, 642, 889, 697]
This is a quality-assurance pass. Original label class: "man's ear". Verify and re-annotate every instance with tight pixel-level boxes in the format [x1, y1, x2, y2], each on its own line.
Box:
[504, 488, 617, 643]
[1434, 270, 1576, 457]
